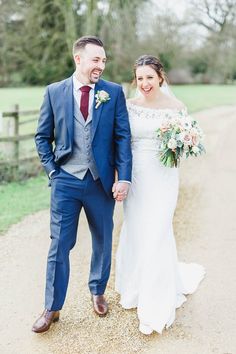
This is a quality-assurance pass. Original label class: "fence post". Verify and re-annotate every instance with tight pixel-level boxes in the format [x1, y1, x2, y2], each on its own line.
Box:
[13, 104, 20, 165]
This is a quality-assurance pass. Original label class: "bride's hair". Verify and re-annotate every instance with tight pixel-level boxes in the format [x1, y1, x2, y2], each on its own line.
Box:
[133, 55, 167, 87]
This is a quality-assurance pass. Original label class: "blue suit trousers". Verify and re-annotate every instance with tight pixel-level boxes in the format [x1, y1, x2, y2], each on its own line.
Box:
[45, 169, 115, 311]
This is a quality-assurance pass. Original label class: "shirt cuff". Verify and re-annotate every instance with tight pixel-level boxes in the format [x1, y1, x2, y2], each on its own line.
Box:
[118, 180, 131, 184]
[49, 169, 56, 179]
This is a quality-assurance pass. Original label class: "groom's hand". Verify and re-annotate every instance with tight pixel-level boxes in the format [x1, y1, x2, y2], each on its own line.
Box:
[112, 182, 130, 202]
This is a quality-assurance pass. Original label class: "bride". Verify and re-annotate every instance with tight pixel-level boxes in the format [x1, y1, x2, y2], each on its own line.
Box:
[115, 55, 205, 335]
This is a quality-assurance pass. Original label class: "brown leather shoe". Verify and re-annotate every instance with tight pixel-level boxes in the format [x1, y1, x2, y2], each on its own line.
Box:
[91, 295, 108, 316]
[32, 309, 60, 333]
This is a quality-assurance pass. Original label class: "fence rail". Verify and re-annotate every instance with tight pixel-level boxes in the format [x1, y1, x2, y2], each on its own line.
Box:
[0, 105, 39, 174]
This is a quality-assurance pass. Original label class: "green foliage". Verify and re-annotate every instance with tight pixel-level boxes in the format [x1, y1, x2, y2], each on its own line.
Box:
[0, 156, 42, 183]
[189, 57, 208, 75]
[19, 0, 75, 85]
[0, 174, 50, 234]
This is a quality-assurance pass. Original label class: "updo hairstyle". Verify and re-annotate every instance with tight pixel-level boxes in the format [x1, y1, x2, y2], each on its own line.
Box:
[133, 55, 167, 87]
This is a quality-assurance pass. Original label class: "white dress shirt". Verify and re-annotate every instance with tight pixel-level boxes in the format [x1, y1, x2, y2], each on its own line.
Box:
[72, 74, 95, 112]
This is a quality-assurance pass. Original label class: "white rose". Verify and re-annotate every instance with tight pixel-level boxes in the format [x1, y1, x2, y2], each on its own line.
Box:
[178, 132, 185, 142]
[181, 117, 192, 129]
[99, 90, 109, 100]
[167, 138, 177, 149]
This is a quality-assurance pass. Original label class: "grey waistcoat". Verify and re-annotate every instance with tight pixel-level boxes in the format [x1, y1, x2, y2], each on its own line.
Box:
[61, 97, 99, 180]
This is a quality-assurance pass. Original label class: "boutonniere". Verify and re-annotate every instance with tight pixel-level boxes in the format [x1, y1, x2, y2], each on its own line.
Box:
[95, 90, 110, 109]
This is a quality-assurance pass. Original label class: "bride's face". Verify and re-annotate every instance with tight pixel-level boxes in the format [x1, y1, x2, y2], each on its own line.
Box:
[136, 65, 161, 97]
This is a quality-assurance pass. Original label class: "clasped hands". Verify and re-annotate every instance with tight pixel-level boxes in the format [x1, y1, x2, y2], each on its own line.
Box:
[112, 181, 129, 202]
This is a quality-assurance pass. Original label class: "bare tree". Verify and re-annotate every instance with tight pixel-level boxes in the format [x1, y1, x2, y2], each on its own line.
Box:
[189, 0, 236, 34]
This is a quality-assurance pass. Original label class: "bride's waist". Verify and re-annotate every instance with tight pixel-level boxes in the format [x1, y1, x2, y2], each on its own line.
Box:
[131, 139, 160, 152]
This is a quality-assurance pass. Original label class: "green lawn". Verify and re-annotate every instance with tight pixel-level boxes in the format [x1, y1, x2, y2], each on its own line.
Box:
[172, 85, 236, 112]
[0, 174, 50, 234]
[0, 86, 45, 111]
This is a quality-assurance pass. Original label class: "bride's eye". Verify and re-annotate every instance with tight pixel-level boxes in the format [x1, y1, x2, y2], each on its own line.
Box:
[137, 77, 143, 81]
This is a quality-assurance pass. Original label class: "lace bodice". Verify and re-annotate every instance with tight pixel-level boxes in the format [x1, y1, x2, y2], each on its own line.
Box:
[127, 102, 187, 153]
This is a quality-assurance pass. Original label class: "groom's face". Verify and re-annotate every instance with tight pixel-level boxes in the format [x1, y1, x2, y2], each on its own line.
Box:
[74, 44, 106, 84]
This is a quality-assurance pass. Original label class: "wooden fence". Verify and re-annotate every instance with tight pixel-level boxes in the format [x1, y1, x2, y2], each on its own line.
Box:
[0, 105, 39, 174]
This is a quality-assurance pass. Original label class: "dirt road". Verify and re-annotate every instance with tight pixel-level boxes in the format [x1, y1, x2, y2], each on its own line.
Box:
[0, 106, 235, 354]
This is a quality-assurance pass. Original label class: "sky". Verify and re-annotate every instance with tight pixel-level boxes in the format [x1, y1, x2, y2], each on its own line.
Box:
[138, 0, 208, 46]
[152, 0, 188, 18]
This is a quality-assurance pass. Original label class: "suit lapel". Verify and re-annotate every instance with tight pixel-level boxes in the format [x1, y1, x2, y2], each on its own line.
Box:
[63, 76, 74, 144]
[92, 80, 104, 141]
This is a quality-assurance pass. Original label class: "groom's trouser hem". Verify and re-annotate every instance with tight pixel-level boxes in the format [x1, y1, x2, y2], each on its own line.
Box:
[89, 285, 107, 295]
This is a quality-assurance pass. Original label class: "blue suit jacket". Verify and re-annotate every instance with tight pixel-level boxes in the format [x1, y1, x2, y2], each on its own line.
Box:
[35, 76, 132, 196]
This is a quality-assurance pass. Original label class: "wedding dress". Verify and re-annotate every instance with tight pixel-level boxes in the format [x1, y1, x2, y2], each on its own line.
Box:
[115, 102, 205, 335]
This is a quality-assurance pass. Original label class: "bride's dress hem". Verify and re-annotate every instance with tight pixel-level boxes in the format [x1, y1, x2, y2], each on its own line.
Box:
[116, 264, 205, 335]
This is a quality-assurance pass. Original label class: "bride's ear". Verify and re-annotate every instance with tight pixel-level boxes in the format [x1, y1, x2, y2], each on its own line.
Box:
[159, 74, 165, 87]
[159, 70, 168, 87]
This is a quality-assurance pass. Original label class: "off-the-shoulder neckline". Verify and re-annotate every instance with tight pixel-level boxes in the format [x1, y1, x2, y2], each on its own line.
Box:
[127, 101, 187, 112]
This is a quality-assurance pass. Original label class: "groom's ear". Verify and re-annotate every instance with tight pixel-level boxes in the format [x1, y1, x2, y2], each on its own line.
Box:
[74, 54, 81, 65]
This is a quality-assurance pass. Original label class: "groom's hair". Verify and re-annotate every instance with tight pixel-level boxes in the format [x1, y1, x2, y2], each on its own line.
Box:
[73, 36, 104, 55]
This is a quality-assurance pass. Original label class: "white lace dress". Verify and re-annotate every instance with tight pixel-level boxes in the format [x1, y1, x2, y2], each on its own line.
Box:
[115, 102, 205, 335]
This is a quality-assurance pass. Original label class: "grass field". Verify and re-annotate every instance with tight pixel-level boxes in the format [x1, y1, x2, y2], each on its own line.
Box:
[0, 87, 45, 111]
[0, 174, 50, 234]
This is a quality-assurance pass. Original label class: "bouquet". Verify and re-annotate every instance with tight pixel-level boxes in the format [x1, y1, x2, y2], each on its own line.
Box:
[156, 112, 205, 168]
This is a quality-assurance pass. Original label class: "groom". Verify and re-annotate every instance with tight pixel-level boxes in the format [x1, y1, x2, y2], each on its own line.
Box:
[32, 36, 132, 333]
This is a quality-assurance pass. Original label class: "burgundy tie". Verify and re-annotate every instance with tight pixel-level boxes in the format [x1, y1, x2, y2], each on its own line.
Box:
[80, 86, 91, 120]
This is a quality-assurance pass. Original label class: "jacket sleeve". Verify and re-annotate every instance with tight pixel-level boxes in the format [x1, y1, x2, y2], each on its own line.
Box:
[35, 86, 56, 176]
[114, 86, 132, 182]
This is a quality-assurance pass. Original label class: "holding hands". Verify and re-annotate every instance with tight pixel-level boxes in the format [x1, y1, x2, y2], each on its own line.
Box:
[112, 181, 130, 202]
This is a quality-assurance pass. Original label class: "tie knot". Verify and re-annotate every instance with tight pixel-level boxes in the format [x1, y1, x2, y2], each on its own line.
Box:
[80, 86, 91, 93]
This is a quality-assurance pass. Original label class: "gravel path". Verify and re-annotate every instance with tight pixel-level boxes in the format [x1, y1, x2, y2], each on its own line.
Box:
[1, 106, 236, 354]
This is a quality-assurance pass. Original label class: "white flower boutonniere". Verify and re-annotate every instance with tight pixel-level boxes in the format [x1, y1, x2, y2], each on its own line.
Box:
[95, 90, 110, 109]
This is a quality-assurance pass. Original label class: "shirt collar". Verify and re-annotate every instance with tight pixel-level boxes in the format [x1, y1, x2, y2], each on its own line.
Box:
[73, 74, 95, 91]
